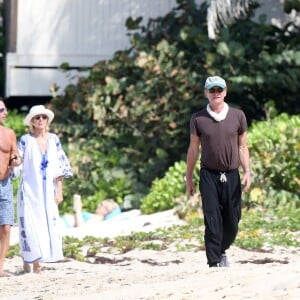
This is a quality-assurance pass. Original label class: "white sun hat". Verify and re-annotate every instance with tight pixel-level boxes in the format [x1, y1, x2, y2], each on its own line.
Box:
[24, 105, 55, 126]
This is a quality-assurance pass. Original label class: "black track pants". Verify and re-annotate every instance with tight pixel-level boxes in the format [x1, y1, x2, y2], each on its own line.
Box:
[199, 168, 242, 266]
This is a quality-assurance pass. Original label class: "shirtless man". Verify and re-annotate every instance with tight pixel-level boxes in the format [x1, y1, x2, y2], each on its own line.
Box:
[0, 98, 22, 277]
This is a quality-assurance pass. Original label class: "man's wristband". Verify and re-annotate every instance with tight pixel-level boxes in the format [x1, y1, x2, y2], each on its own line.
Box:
[245, 168, 252, 174]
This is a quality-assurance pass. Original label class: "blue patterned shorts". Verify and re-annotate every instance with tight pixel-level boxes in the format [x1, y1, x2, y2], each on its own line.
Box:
[0, 177, 14, 225]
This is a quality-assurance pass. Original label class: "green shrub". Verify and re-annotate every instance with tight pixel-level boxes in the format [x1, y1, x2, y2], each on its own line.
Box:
[5, 109, 26, 138]
[140, 161, 199, 214]
[244, 113, 300, 208]
[59, 138, 140, 214]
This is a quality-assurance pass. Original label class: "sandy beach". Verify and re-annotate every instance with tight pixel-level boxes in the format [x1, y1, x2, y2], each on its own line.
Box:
[2, 209, 300, 300]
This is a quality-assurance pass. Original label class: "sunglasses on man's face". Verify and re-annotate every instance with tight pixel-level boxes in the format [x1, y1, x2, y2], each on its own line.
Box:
[208, 87, 224, 93]
[34, 115, 48, 120]
[0, 107, 7, 113]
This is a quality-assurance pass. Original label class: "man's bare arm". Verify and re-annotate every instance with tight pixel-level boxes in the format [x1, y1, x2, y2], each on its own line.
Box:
[186, 134, 200, 196]
[238, 131, 252, 192]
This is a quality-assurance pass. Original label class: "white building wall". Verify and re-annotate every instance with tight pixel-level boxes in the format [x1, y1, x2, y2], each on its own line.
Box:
[6, 0, 179, 97]
[16, 0, 177, 57]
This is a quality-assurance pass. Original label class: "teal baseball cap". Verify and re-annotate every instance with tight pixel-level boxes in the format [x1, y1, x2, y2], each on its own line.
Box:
[204, 76, 227, 89]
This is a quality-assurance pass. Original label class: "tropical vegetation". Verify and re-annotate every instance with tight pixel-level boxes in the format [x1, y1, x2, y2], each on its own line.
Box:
[46, 0, 299, 212]
[4, 0, 299, 258]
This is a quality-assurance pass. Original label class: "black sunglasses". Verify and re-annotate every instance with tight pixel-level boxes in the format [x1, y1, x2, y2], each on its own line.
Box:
[208, 87, 224, 93]
[34, 115, 48, 120]
[0, 107, 7, 113]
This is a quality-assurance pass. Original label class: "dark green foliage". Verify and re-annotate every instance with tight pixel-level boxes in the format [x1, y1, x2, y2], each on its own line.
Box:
[50, 0, 300, 211]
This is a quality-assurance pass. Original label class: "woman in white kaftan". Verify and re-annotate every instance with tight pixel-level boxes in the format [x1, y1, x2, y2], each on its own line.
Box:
[17, 105, 72, 273]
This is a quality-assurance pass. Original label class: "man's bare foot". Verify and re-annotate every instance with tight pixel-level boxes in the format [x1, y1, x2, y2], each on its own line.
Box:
[0, 271, 12, 277]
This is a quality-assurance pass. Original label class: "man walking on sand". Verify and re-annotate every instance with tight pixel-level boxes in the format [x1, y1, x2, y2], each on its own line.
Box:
[0, 98, 22, 277]
[186, 76, 252, 267]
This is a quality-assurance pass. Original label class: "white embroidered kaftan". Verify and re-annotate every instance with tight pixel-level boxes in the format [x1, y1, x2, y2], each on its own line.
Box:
[17, 133, 72, 263]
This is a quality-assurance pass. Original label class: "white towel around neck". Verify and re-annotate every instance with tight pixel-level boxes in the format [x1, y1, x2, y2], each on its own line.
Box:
[206, 102, 229, 122]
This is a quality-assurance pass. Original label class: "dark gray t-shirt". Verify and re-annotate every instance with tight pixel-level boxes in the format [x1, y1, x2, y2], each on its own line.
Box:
[190, 107, 247, 171]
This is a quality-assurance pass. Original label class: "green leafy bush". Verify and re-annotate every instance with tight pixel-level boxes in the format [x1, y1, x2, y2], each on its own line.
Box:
[244, 113, 300, 208]
[140, 161, 199, 214]
[5, 109, 26, 138]
[59, 138, 139, 214]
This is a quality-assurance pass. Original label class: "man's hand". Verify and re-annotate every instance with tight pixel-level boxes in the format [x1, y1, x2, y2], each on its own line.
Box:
[9, 155, 22, 167]
[242, 171, 252, 193]
[55, 193, 63, 205]
[186, 177, 196, 196]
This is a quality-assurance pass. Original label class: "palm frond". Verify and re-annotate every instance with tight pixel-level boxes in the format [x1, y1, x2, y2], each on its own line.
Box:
[207, 0, 252, 39]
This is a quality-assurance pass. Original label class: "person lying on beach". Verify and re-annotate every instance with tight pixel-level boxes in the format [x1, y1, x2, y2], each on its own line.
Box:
[59, 197, 121, 228]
